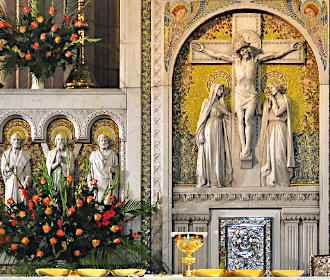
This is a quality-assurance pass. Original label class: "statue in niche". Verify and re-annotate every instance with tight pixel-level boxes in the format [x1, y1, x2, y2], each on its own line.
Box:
[88, 134, 119, 202]
[196, 83, 232, 188]
[260, 82, 294, 187]
[46, 134, 75, 186]
[194, 37, 302, 159]
[1, 134, 31, 204]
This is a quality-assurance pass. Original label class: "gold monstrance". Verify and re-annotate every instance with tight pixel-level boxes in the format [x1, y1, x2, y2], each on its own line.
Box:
[171, 232, 207, 277]
[65, 0, 96, 89]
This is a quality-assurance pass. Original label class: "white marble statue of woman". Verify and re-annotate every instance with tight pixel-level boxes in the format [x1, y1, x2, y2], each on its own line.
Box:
[1, 134, 31, 204]
[260, 82, 294, 187]
[196, 83, 232, 188]
[88, 134, 119, 202]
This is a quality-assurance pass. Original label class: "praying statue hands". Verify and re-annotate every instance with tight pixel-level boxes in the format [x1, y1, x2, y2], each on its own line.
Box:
[291, 41, 304, 51]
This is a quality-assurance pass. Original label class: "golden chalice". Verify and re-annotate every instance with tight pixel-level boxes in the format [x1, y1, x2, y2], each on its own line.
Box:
[171, 232, 207, 277]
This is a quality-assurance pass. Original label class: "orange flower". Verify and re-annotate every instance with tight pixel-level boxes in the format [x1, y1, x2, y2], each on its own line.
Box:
[0, 228, 5, 235]
[76, 199, 83, 207]
[37, 16, 44, 23]
[56, 229, 64, 237]
[87, 196, 94, 203]
[74, 250, 81, 256]
[75, 20, 83, 28]
[10, 243, 18, 250]
[113, 238, 121, 244]
[76, 228, 83, 236]
[40, 33, 46, 40]
[30, 21, 38, 28]
[46, 51, 52, 57]
[43, 197, 51, 205]
[94, 213, 102, 221]
[110, 225, 119, 232]
[19, 26, 26, 33]
[92, 239, 100, 247]
[48, 6, 56, 15]
[42, 224, 51, 233]
[31, 42, 39, 50]
[18, 211, 26, 218]
[36, 250, 44, 257]
[132, 232, 140, 239]
[32, 195, 40, 203]
[40, 177, 47, 185]
[24, 6, 30, 13]
[0, 221, 3, 226]
[70, 33, 78, 41]
[67, 174, 73, 182]
[55, 36, 61, 44]
[51, 24, 58, 33]
[7, 198, 14, 205]
[44, 207, 52, 215]
[108, 195, 115, 203]
[50, 237, 57, 245]
[25, 53, 32, 60]
[65, 51, 72, 58]
[67, 206, 75, 216]
[21, 237, 29, 245]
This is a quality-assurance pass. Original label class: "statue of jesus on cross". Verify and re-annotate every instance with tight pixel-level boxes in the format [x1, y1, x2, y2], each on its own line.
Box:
[193, 37, 303, 159]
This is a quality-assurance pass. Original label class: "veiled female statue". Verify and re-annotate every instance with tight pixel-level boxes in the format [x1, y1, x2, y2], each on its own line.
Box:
[260, 82, 294, 187]
[196, 83, 232, 188]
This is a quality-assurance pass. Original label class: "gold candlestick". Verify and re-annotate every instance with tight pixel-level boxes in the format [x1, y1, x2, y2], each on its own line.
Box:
[171, 232, 207, 277]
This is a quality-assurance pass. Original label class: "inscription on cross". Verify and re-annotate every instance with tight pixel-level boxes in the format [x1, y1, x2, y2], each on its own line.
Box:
[190, 13, 304, 170]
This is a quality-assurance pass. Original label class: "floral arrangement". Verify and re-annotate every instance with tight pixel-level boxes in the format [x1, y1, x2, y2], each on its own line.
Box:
[0, 163, 156, 275]
[0, 0, 98, 82]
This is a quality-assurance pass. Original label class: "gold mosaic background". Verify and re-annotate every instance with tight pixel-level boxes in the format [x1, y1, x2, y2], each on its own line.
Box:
[172, 12, 319, 185]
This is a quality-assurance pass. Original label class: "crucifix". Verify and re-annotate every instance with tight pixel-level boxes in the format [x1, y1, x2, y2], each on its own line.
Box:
[190, 13, 304, 170]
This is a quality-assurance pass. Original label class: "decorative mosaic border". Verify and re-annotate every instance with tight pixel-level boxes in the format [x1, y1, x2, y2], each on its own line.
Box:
[141, 0, 152, 245]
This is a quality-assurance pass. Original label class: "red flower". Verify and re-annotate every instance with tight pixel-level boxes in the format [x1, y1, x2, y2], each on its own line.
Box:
[30, 21, 38, 28]
[76, 199, 83, 207]
[25, 53, 32, 60]
[48, 6, 56, 15]
[132, 232, 140, 239]
[108, 195, 115, 203]
[70, 33, 79, 41]
[67, 174, 73, 182]
[40, 178, 46, 185]
[57, 220, 63, 227]
[87, 196, 94, 203]
[31, 212, 37, 219]
[11, 220, 17, 227]
[101, 219, 111, 226]
[28, 199, 33, 210]
[103, 209, 116, 220]
[5, 236, 11, 242]
[23, 6, 30, 13]
[10, 243, 18, 250]
[90, 178, 98, 185]
[74, 250, 81, 256]
[67, 206, 75, 216]
[56, 229, 64, 237]
[118, 225, 122, 231]
[7, 198, 14, 205]
[129, 217, 134, 222]
[113, 238, 121, 244]
[117, 201, 124, 208]
[31, 42, 39, 50]
[4, 21, 10, 28]
[21, 221, 25, 226]
[64, 16, 70, 23]
[43, 197, 51, 205]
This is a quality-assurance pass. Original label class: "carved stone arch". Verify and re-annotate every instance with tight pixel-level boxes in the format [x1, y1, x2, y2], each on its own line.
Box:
[38, 111, 82, 141]
[167, 5, 325, 84]
[83, 110, 126, 142]
[0, 112, 37, 143]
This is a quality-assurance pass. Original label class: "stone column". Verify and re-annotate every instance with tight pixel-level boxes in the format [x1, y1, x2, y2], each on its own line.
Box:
[191, 215, 209, 269]
[301, 218, 318, 274]
[283, 219, 299, 269]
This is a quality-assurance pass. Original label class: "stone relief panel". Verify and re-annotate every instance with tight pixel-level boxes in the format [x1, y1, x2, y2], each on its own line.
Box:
[172, 11, 319, 186]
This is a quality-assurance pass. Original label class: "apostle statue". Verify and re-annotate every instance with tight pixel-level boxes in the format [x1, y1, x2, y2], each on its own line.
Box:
[194, 39, 302, 159]
[1, 134, 31, 204]
[260, 82, 294, 187]
[46, 134, 75, 186]
[88, 134, 119, 202]
[196, 83, 232, 188]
